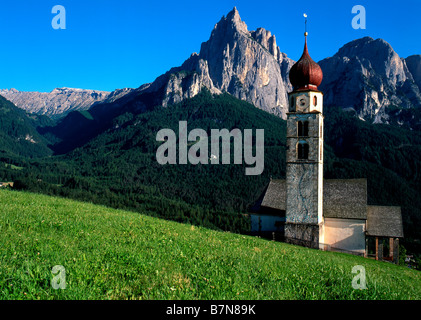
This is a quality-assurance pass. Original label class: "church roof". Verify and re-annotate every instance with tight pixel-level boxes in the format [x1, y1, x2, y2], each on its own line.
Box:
[259, 178, 367, 220]
[261, 180, 287, 211]
[323, 179, 367, 220]
[366, 206, 404, 238]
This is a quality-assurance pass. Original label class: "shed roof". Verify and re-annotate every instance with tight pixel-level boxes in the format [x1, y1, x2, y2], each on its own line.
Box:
[366, 206, 404, 238]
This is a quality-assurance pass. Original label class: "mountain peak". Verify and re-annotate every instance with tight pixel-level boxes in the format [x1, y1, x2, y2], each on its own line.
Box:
[0, 88, 19, 93]
[168, 7, 293, 117]
[336, 37, 395, 58]
[212, 7, 248, 35]
[226, 7, 240, 21]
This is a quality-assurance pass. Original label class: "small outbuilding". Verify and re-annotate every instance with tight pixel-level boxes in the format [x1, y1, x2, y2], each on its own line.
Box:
[366, 206, 404, 264]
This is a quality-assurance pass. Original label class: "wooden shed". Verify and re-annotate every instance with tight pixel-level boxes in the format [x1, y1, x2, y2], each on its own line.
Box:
[366, 206, 404, 263]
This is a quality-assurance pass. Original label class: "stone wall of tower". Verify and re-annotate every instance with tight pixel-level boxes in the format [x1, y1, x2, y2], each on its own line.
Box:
[285, 32, 324, 249]
[286, 163, 321, 225]
[284, 223, 320, 249]
[285, 93, 324, 248]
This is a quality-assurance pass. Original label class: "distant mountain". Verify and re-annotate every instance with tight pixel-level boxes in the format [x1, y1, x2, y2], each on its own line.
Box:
[194, 7, 294, 117]
[89, 7, 294, 119]
[2, 8, 294, 123]
[109, 10, 421, 125]
[40, 8, 296, 153]
[41, 9, 421, 155]
[0, 87, 111, 119]
[319, 37, 421, 125]
[5, 9, 421, 131]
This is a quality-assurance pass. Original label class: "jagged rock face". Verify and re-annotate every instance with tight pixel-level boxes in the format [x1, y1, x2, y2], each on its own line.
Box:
[318, 37, 421, 123]
[159, 55, 221, 107]
[406, 55, 421, 91]
[0, 87, 111, 118]
[0, 8, 294, 120]
[101, 88, 134, 104]
[128, 7, 294, 118]
[198, 8, 294, 117]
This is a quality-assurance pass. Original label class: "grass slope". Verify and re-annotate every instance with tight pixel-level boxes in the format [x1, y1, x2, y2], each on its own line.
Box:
[0, 189, 420, 300]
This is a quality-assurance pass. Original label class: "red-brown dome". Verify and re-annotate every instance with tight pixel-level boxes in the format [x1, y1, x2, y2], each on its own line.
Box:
[289, 35, 323, 91]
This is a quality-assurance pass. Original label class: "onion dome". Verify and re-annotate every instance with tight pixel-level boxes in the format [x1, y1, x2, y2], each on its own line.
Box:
[289, 33, 323, 91]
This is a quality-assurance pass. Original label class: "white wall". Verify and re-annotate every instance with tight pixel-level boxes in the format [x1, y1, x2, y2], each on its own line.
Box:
[323, 218, 366, 254]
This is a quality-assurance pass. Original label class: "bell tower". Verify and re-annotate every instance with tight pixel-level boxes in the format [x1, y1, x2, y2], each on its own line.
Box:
[285, 29, 324, 248]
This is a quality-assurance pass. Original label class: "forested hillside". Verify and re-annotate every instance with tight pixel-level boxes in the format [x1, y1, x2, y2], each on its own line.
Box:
[0, 95, 52, 158]
[0, 90, 419, 254]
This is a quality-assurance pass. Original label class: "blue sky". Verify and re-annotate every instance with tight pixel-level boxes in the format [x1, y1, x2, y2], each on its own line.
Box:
[0, 0, 419, 92]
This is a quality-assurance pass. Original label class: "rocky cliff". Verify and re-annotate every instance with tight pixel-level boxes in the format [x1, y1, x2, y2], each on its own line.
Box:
[405, 55, 421, 92]
[197, 8, 294, 117]
[125, 10, 421, 124]
[318, 37, 421, 124]
[104, 7, 294, 119]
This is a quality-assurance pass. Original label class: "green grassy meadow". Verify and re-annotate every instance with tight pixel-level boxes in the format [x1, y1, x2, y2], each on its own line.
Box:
[0, 189, 420, 300]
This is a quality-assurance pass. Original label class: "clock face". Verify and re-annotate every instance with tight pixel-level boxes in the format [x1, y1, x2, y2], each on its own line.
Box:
[299, 98, 306, 107]
[296, 95, 309, 112]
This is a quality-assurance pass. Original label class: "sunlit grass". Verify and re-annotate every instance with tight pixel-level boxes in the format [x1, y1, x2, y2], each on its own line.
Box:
[0, 189, 420, 300]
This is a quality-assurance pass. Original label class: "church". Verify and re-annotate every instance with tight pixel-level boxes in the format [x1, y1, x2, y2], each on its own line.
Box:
[250, 31, 404, 263]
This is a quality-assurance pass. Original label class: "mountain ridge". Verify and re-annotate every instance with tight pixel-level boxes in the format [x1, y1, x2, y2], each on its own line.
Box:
[0, 87, 111, 119]
[7, 8, 421, 130]
[55, 7, 294, 121]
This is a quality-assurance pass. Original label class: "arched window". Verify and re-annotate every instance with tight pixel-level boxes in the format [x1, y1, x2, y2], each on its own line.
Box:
[313, 95, 318, 106]
[297, 141, 309, 160]
[297, 121, 309, 137]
